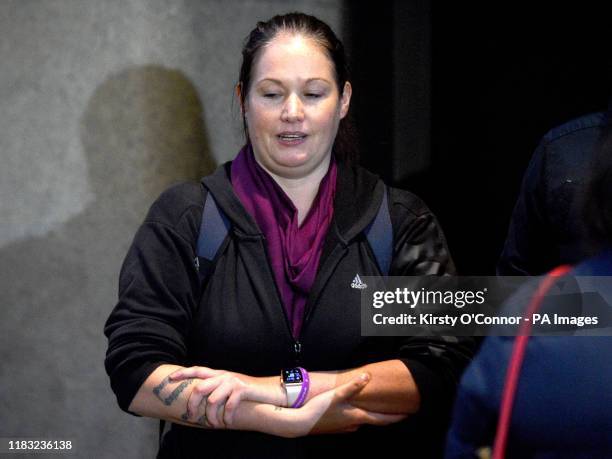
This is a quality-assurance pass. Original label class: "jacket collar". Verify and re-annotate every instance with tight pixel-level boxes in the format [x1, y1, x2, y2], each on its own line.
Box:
[333, 161, 385, 243]
[202, 162, 262, 237]
[202, 160, 384, 242]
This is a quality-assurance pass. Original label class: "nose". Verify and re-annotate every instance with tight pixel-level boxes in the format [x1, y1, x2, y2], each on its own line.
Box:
[281, 94, 304, 123]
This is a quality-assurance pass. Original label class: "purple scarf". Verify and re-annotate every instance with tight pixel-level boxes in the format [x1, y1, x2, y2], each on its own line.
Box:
[231, 146, 337, 338]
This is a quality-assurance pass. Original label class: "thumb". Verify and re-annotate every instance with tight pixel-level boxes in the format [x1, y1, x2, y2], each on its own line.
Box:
[334, 373, 370, 401]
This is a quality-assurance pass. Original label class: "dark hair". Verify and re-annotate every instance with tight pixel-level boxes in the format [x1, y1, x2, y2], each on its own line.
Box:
[237, 12, 358, 162]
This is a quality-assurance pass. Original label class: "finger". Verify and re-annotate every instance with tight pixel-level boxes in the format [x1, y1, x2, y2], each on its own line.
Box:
[361, 410, 407, 426]
[188, 381, 218, 419]
[206, 384, 234, 428]
[217, 401, 226, 429]
[223, 392, 242, 426]
[340, 425, 360, 433]
[333, 373, 370, 401]
[169, 366, 221, 381]
[193, 396, 208, 425]
[344, 404, 407, 426]
[187, 374, 231, 415]
[198, 415, 211, 428]
[187, 375, 231, 418]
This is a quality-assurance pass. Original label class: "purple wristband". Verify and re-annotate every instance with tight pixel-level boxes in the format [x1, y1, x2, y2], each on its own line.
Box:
[291, 367, 310, 408]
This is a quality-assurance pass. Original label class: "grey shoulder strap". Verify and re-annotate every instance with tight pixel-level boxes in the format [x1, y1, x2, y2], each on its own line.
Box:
[195, 189, 231, 283]
[364, 186, 393, 276]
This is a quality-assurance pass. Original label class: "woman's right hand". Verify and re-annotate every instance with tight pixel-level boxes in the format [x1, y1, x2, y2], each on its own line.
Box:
[288, 373, 408, 437]
[169, 366, 284, 428]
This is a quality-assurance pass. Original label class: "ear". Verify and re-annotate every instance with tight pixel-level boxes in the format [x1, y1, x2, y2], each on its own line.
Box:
[339, 81, 352, 119]
[236, 83, 246, 114]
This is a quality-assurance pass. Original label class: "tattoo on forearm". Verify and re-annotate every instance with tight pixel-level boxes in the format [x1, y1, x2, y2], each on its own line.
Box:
[153, 377, 194, 406]
[274, 406, 283, 411]
[163, 380, 194, 406]
[153, 377, 171, 399]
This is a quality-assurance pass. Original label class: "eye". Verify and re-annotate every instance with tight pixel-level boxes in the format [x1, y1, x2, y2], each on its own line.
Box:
[305, 93, 322, 99]
[263, 93, 281, 99]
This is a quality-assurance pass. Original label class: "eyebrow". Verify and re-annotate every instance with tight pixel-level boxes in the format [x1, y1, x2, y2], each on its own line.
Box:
[256, 78, 331, 85]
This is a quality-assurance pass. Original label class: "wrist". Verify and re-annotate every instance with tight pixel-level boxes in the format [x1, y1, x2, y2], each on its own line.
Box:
[281, 367, 310, 408]
[273, 405, 307, 438]
[247, 376, 287, 406]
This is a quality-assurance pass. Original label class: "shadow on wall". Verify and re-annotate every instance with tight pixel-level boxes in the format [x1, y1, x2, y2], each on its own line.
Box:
[0, 65, 215, 458]
[82, 64, 217, 206]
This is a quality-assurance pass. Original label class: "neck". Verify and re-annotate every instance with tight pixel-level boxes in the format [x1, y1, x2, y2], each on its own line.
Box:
[265, 157, 331, 226]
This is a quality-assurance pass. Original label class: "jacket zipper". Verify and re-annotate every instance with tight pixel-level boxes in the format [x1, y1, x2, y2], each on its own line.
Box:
[259, 236, 304, 366]
[261, 232, 348, 367]
[293, 341, 302, 365]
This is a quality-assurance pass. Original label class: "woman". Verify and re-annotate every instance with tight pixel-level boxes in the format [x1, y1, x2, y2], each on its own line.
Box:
[105, 13, 474, 458]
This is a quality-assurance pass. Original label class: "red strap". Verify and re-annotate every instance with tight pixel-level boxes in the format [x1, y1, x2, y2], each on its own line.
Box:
[492, 265, 572, 459]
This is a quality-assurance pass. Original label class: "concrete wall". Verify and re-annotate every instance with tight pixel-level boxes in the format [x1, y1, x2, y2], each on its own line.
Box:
[0, 1, 342, 457]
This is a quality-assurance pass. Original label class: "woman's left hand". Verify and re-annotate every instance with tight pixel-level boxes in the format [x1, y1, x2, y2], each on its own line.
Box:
[296, 373, 407, 436]
[169, 366, 283, 427]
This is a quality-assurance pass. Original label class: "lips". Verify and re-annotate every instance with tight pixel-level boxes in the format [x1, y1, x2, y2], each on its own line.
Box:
[277, 132, 307, 145]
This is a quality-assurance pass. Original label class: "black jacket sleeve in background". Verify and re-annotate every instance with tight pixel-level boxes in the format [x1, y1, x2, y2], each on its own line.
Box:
[104, 183, 202, 412]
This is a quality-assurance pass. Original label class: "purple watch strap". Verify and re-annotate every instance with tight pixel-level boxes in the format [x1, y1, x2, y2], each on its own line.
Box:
[290, 367, 310, 408]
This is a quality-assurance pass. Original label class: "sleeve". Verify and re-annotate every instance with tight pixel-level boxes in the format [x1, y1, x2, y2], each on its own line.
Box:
[390, 200, 456, 276]
[387, 188, 478, 418]
[444, 337, 508, 459]
[497, 139, 556, 275]
[104, 193, 201, 413]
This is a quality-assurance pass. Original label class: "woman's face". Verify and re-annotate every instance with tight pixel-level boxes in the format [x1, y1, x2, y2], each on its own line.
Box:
[243, 32, 351, 179]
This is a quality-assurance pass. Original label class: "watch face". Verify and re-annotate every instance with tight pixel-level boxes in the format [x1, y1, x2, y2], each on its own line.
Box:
[282, 368, 303, 384]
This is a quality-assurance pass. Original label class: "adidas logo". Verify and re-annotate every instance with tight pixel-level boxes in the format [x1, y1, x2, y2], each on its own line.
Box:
[351, 274, 367, 289]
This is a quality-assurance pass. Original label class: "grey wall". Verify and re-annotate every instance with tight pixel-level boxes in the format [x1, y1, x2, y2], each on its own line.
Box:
[0, 1, 342, 457]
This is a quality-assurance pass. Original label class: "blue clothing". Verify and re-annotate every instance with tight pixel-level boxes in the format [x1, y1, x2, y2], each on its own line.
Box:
[446, 250, 612, 458]
[498, 112, 609, 275]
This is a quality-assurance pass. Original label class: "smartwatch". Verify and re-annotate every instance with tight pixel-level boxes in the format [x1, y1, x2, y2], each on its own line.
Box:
[281, 367, 309, 408]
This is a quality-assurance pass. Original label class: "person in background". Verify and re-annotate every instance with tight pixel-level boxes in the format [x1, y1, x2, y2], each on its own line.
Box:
[445, 119, 612, 458]
[104, 12, 475, 458]
[498, 101, 611, 275]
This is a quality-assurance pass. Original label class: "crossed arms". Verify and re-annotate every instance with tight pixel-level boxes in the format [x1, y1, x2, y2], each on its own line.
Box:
[128, 360, 418, 437]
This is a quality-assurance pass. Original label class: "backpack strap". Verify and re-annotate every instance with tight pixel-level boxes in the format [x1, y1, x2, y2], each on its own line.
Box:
[197, 184, 391, 278]
[364, 186, 393, 276]
[492, 264, 572, 459]
[195, 189, 231, 284]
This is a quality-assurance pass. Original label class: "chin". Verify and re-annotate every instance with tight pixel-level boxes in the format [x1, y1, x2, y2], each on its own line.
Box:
[273, 151, 312, 168]
[271, 158, 319, 179]
[254, 144, 330, 179]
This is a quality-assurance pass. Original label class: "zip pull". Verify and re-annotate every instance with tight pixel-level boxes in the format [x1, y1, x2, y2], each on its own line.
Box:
[294, 341, 302, 364]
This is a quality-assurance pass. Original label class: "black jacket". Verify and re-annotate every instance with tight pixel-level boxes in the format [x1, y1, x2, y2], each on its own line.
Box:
[498, 112, 610, 275]
[105, 162, 476, 458]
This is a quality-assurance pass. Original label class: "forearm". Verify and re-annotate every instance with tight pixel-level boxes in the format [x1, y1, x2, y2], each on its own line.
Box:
[158, 365, 405, 434]
[306, 360, 419, 415]
[166, 359, 417, 419]
[128, 364, 299, 437]
[223, 360, 418, 415]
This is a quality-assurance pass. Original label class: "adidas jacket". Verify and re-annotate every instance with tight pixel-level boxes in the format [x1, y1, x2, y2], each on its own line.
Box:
[104, 162, 476, 458]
